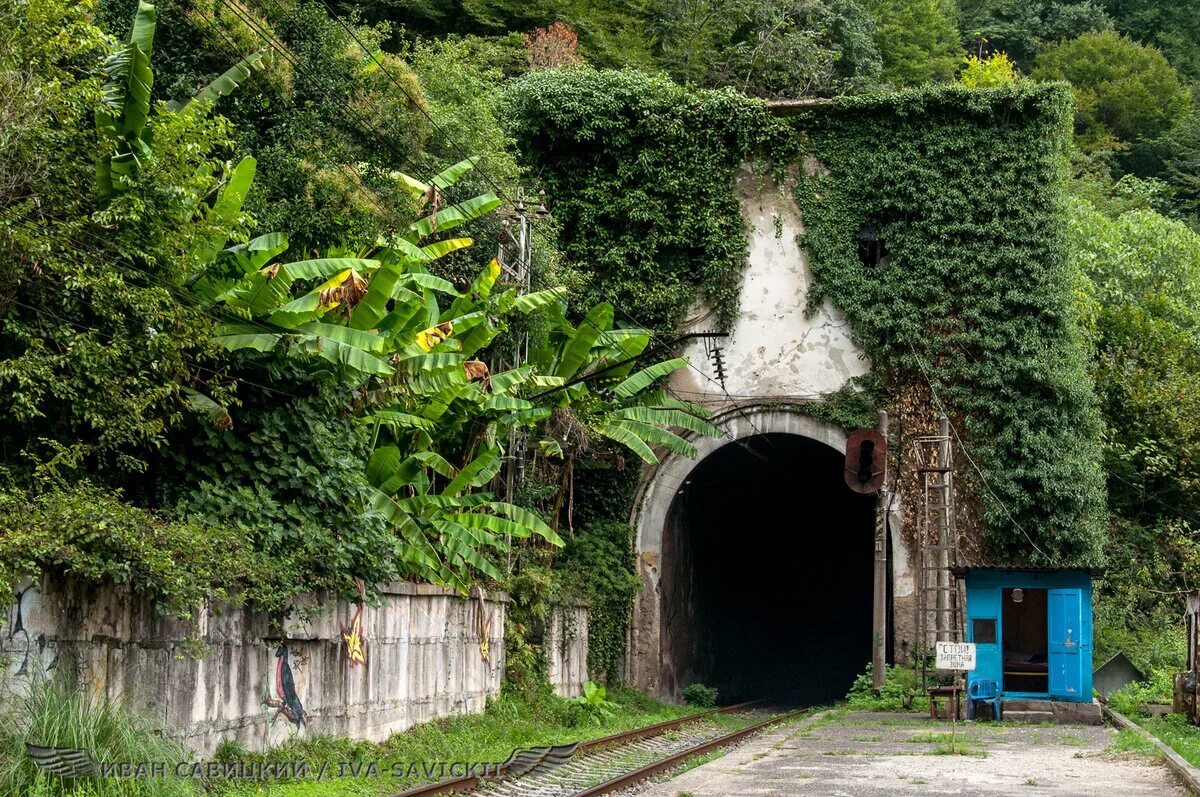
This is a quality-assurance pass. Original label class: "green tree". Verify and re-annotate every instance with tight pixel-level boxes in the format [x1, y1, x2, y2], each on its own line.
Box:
[457, 0, 658, 68]
[957, 0, 1112, 69]
[0, 0, 248, 486]
[99, 0, 432, 251]
[1032, 31, 1192, 152]
[866, 0, 963, 86]
[1071, 199, 1200, 619]
[654, 0, 881, 97]
[1102, 0, 1200, 81]
[958, 52, 1020, 87]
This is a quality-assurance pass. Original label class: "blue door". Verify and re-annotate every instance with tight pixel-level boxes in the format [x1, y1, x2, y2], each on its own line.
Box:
[1048, 589, 1083, 698]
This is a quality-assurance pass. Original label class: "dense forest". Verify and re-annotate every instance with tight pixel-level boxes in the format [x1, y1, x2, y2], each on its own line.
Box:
[4, 0, 1200, 717]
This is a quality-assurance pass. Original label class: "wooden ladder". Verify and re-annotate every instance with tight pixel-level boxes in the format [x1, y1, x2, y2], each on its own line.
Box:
[914, 418, 963, 657]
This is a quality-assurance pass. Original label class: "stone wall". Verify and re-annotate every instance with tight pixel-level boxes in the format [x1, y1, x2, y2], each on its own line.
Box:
[544, 604, 588, 698]
[2, 576, 507, 755]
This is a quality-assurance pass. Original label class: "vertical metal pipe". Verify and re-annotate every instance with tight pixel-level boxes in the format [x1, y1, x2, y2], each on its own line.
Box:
[872, 410, 890, 691]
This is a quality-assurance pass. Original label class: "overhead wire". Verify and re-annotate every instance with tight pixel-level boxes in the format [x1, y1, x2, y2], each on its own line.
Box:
[906, 343, 1049, 560]
[202, 0, 506, 235]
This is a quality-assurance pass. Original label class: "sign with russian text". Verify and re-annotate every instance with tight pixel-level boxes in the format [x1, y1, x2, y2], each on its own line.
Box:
[935, 641, 976, 671]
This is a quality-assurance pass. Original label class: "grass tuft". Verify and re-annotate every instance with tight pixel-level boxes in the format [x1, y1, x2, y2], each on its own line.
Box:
[0, 675, 194, 797]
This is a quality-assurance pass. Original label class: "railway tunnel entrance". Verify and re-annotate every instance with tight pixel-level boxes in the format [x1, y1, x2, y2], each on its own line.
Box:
[657, 432, 876, 705]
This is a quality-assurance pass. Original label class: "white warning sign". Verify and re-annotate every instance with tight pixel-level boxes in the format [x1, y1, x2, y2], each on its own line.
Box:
[935, 641, 977, 671]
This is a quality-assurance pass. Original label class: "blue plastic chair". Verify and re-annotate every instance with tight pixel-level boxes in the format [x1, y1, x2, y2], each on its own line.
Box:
[968, 678, 1001, 720]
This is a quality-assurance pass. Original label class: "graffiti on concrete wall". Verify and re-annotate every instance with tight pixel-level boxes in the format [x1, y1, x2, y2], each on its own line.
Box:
[340, 579, 367, 667]
[341, 603, 366, 667]
[5, 583, 54, 682]
[262, 643, 305, 728]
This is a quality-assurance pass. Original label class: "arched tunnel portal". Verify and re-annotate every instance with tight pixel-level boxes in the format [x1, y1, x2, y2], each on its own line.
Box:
[630, 410, 881, 706]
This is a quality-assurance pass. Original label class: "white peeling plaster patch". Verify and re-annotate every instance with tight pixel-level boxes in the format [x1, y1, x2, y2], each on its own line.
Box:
[670, 164, 869, 405]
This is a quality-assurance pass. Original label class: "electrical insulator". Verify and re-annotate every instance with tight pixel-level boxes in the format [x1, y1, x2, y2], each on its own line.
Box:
[709, 344, 727, 391]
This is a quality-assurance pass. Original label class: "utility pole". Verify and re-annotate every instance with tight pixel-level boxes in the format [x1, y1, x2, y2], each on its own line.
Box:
[936, 414, 952, 642]
[498, 187, 547, 572]
[872, 410, 890, 691]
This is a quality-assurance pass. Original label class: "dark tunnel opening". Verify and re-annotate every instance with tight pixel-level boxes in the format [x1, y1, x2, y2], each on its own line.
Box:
[660, 433, 876, 706]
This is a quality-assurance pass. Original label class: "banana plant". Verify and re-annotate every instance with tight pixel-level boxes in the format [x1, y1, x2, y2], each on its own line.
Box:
[95, 1, 263, 206]
[529, 302, 722, 466]
[192, 159, 569, 589]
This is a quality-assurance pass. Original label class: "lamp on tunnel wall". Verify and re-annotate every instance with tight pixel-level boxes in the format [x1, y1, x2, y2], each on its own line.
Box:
[844, 428, 887, 494]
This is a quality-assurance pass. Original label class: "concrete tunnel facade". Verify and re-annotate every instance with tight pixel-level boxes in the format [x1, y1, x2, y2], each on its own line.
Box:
[625, 165, 916, 703]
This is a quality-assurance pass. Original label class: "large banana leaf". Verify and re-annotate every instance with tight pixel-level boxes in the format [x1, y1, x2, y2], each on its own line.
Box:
[420, 237, 474, 260]
[418, 384, 469, 420]
[398, 352, 467, 394]
[612, 419, 697, 457]
[351, 261, 406, 331]
[190, 157, 256, 268]
[597, 422, 659, 465]
[411, 193, 503, 238]
[632, 389, 713, 415]
[613, 357, 689, 399]
[296, 326, 394, 376]
[400, 272, 458, 294]
[481, 395, 535, 412]
[431, 157, 478, 189]
[367, 445, 402, 488]
[95, 1, 156, 203]
[181, 387, 232, 429]
[442, 448, 502, 496]
[431, 520, 503, 580]
[231, 232, 288, 271]
[214, 323, 281, 352]
[555, 302, 613, 380]
[513, 287, 567, 314]
[610, 406, 721, 437]
[488, 502, 563, 546]
[361, 410, 435, 431]
[491, 365, 535, 394]
[279, 257, 378, 284]
[175, 52, 264, 114]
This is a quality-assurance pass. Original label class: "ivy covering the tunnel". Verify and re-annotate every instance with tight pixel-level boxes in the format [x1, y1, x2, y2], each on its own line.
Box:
[506, 69, 1104, 571]
[786, 85, 1105, 566]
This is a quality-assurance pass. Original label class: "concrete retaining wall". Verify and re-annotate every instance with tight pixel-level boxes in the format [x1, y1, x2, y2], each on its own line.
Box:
[544, 604, 588, 698]
[2, 576, 507, 755]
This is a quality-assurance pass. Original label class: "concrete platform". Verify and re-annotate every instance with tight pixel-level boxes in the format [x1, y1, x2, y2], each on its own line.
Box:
[634, 709, 1183, 796]
[1002, 699, 1104, 725]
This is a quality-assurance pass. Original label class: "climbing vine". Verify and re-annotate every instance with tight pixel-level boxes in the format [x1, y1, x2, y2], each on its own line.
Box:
[556, 521, 642, 684]
[507, 70, 1106, 566]
[505, 68, 775, 331]
[786, 84, 1105, 566]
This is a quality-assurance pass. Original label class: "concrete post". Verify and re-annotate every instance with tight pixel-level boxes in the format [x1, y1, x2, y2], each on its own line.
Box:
[872, 410, 889, 691]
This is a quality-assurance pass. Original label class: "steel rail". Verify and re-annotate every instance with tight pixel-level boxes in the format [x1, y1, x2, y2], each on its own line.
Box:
[389, 701, 762, 797]
[569, 707, 809, 796]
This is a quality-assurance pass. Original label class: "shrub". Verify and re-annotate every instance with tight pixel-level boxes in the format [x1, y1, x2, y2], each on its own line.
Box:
[1108, 668, 1174, 716]
[0, 484, 290, 627]
[682, 683, 719, 708]
[846, 662, 928, 711]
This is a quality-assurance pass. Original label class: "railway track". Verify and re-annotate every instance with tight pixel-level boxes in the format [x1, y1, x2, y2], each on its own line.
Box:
[392, 702, 806, 797]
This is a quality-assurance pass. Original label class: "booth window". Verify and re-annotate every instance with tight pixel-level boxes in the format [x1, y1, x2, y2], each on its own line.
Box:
[973, 618, 997, 644]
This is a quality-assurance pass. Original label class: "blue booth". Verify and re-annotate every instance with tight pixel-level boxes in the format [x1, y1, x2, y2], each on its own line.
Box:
[961, 568, 1093, 715]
